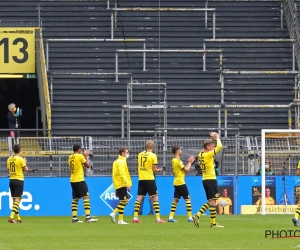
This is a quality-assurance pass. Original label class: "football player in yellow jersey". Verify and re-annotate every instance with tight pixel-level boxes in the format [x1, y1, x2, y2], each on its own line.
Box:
[110, 147, 132, 225]
[68, 144, 97, 223]
[167, 146, 195, 223]
[292, 163, 300, 226]
[217, 189, 232, 214]
[7, 144, 28, 223]
[193, 132, 224, 228]
[133, 140, 166, 223]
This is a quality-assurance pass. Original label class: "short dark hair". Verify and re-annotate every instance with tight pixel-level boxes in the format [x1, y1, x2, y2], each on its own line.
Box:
[172, 146, 180, 154]
[13, 144, 21, 154]
[119, 147, 128, 155]
[73, 144, 81, 152]
[204, 139, 214, 149]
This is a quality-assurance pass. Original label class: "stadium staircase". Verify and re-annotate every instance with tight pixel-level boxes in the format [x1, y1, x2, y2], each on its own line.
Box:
[0, 0, 296, 137]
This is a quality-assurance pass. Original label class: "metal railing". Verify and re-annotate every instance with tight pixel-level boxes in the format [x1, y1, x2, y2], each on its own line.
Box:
[206, 0, 283, 27]
[45, 38, 146, 71]
[0, 20, 39, 27]
[110, 7, 217, 39]
[115, 49, 223, 81]
[283, 0, 300, 71]
[36, 29, 52, 137]
[38, 0, 112, 9]
[204, 38, 296, 71]
[0, 136, 249, 176]
[0, 134, 299, 176]
[121, 82, 167, 140]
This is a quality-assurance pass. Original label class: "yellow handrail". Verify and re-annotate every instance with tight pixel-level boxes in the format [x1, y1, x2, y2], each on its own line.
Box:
[38, 29, 51, 137]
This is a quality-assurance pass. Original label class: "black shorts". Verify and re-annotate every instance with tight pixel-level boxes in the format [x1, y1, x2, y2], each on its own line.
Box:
[71, 181, 89, 199]
[9, 179, 24, 198]
[174, 184, 190, 200]
[203, 179, 219, 200]
[117, 187, 128, 201]
[137, 180, 158, 197]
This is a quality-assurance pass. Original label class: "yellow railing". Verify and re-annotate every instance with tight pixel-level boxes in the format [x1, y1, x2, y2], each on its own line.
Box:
[38, 29, 51, 137]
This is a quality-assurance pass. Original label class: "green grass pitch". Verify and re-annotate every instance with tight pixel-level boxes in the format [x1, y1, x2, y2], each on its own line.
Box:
[1, 215, 300, 250]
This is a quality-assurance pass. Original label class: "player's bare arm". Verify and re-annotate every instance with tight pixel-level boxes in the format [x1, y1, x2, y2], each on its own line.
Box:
[83, 150, 90, 168]
[184, 155, 195, 172]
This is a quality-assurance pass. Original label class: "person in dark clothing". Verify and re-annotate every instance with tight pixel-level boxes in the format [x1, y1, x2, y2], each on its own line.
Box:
[7, 103, 21, 138]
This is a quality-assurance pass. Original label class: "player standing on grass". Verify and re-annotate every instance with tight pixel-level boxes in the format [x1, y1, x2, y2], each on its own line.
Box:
[110, 147, 132, 225]
[168, 146, 195, 223]
[292, 162, 300, 226]
[7, 144, 28, 223]
[133, 140, 166, 223]
[193, 132, 224, 228]
[68, 144, 97, 223]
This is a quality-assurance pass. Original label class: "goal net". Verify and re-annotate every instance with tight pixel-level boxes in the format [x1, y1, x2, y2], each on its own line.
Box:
[261, 129, 300, 215]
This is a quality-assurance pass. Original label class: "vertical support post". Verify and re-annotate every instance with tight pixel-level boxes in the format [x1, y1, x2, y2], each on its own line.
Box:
[115, 52, 119, 82]
[203, 43, 206, 71]
[281, 2, 283, 30]
[114, 1, 117, 29]
[293, 42, 295, 71]
[121, 107, 124, 138]
[87, 136, 93, 176]
[234, 134, 239, 215]
[38, 1, 41, 28]
[107, 0, 110, 10]
[213, 11, 216, 39]
[50, 74, 53, 104]
[46, 41, 49, 71]
[219, 52, 223, 82]
[163, 134, 166, 176]
[58, 155, 61, 177]
[143, 42, 146, 71]
[224, 109, 228, 137]
[261, 130, 266, 215]
[235, 134, 238, 177]
[288, 108, 292, 129]
[111, 11, 114, 39]
[205, 1, 208, 29]
[36, 107, 39, 137]
[218, 109, 221, 136]
[127, 83, 131, 140]
[49, 138, 53, 176]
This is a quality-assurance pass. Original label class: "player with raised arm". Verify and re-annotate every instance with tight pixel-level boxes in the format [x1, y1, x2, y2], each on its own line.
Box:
[168, 146, 195, 223]
[193, 132, 224, 228]
[292, 163, 300, 226]
[133, 140, 166, 223]
[7, 144, 28, 223]
[110, 147, 132, 225]
[68, 144, 97, 223]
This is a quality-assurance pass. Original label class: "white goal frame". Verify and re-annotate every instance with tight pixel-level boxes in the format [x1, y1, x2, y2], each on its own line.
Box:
[261, 129, 300, 215]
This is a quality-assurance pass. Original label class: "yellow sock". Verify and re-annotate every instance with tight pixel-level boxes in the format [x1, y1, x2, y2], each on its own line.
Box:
[133, 200, 141, 217]
[10, 200, 20, 219]
[169, 200, 178, 218]
[295, 206, 300, 219]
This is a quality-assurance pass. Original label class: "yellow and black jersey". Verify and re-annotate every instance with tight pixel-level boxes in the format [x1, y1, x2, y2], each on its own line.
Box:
[7, 155, 26, 181]
[298, 161, 300, 170]
[138, 151, 157, 180]
[112, 155, 132, 189]
[172, 157, 185, 186]
[198, 139, 222, 180]
[68, 153, 86, 182]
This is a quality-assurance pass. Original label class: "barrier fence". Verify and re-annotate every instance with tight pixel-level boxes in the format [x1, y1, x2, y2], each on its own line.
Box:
[0, 135, 299, 177]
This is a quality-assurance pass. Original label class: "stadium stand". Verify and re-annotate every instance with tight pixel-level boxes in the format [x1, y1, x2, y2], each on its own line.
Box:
[0, 0, 294, 137]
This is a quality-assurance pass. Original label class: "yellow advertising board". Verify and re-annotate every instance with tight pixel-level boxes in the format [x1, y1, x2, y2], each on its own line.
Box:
[241, 205, 298, 215]
[0, 28, 35, 73]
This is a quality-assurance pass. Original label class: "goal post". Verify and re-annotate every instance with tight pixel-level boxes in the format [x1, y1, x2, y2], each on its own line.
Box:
[261, 129, 300, 215]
